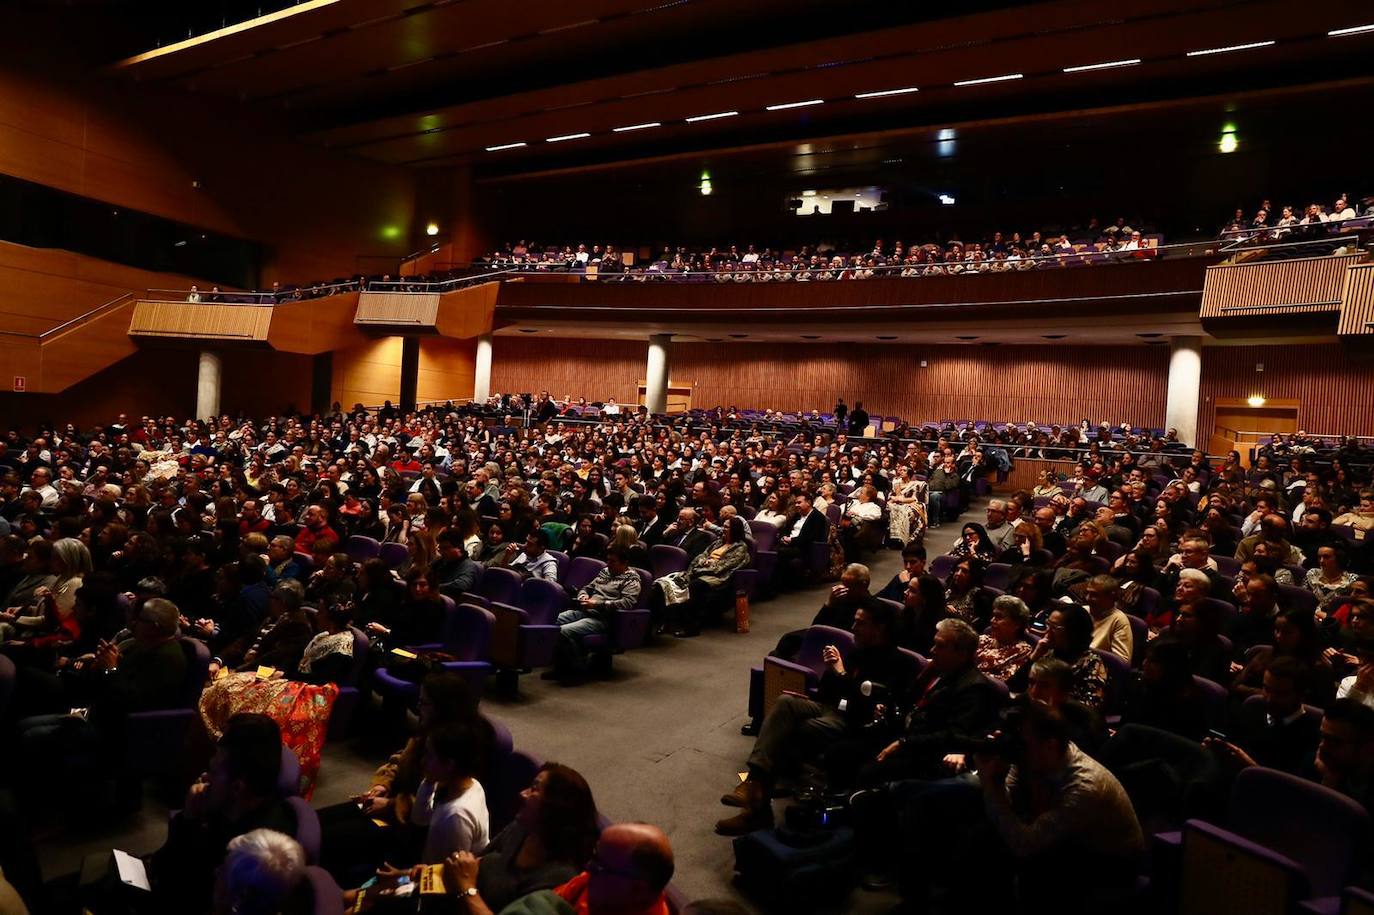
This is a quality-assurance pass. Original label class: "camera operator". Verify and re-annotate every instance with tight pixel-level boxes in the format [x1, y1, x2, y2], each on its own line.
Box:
[714, 599, 921, 836]
[974, 703, 1143, 910]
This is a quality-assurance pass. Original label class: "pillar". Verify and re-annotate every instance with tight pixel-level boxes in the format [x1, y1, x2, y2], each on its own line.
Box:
[196, 350, 221, 420]
[399, 337, 420, 412]
[645, 334, 672, 415]
[473, 334, 493, 403]
[1164, 336, 1203, 447]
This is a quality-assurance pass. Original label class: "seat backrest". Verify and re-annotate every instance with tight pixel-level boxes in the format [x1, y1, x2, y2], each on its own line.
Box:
[546, 550, 569, 581]
[1125, 614, 1149, 667]
[278, 744, 302, 797]
[378, 542, 408, 569]
[1231, 766, 1371, 897]
[286, 795, 322, 865]
[1093, 648, 1131, 714]
[929, 553, 957, 583]
[1277, 584, 1318, 614]
[442, 603, 495, 661]
[346, 626, 370, 685]
[178, 637, 213, 708]
[984, 562, 1013, 593]
[346, 535, 381, 562]
[519, 577, 567, 624]
[304, 867, 345, 915]
[748, 521, 778, 552]
[650, 544, 689, 578]
[632, 568, 653, 610]
[478, 566, 523, 606]
[795, 625, 855, 672]
[563, 556, 607, 594]
[1192, 675, 1228, 729]
[898, 647, 928, 678]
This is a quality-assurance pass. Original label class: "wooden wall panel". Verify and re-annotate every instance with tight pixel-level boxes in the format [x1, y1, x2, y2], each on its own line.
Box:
[355, 293, 440, 326]
[1198, 344, 1374, 438]
[267, 293, 367, 354]
[129, 301, 273, 341]
[1200, 254, 1361, 319]
[0, 348, 198, 430]
[331, 337, 404, 409]
[0, 64, 416, 285]
[1337, 263, 1374, 336]
[417, 336, 477, 405]
[491, 337, 1171, 427]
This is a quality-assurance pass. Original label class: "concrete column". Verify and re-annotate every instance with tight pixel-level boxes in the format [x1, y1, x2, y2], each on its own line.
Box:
[196, 350, 221, 420]
[1164, 336, 1203, 447]
[473, 334, 493, 404]
[645, 334, 672, 415]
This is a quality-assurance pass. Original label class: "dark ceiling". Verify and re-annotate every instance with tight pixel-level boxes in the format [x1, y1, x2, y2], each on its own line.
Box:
[44, 0, 1374, 178]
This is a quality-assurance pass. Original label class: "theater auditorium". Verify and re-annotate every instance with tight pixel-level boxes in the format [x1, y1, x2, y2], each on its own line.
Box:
[2, 1, 1374, 913]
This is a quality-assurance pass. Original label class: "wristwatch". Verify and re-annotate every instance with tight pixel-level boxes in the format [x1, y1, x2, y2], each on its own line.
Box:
[460, 887, 479, 898]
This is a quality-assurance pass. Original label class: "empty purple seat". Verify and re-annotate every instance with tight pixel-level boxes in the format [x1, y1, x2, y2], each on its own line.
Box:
[519, 577, 568, 619]
[649, 544, 689, 579]
[929, 553, 958, 582]
[749, 521, 778, 552]
[345, 535, 381, 563]
[563, 557, 607, 595]
[478, 566, 523, 606]
[378, 542, 408, 569]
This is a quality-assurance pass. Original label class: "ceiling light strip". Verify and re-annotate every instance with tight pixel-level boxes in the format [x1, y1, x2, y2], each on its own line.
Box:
[952, 73, 1023, 86]
[545, 132, 591, 142]
[684, 111, 738, 122]
[1328, 24, 1374, 36]
[854, 86, 919, 98]
[113, 0, 342, 67]
[765, 99, 824, 110]
[612, 122, 661, 132]
[1062, 58, 1142, 72]
[485, 142, 527, 151]
[1185, 40, 1275, 56]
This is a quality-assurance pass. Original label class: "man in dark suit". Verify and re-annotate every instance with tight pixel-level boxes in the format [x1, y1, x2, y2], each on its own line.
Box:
[716, 598, 923, 834]
[1211, 657, 1321, 776]
[463, 478, 499, 517]
[659, 507, 714, 562]
[860, 617, 1006, 786]
[772, 493, 827, 589]
[634, 496, 671, 547]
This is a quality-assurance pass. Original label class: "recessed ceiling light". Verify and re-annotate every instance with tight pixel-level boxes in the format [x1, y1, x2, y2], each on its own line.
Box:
[953, 73, 1023, 86]
[765, 99, 824, 110]
[485, 142, 526, 151]
[855, 86, 919, 98]
[1062, 58, 1142, 73]
[685, 111, 738, 122]
[518, 328, 538, 333]
[545, 132, 591, 142]
[1328, 23, 1374, 36]
[1186, 40, 1274, 57]
[1135, 332, 1163, 338]
[1041, 334, 1067, 339]
[612, 122, 661, 132]
[728, 333, 748, 338]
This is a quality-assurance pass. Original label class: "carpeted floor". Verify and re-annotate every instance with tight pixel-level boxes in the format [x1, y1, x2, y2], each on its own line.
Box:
[38, 515, 980, 913]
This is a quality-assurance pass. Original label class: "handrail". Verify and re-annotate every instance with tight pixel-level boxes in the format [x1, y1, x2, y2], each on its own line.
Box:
[1218, 215, 1372, 247]
[145, 279, 361, 305]
[363, 269, 520, 293]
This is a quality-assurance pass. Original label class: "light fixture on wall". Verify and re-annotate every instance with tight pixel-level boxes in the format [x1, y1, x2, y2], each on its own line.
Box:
[425, 223, 440, 237]
[1247, 395, 1267, 407]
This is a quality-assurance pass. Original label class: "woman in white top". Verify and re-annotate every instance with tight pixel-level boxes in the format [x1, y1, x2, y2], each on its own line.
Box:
[413, 722, 490, 863]
[0, 537, 91, 640]
[754, 492, 788, 528]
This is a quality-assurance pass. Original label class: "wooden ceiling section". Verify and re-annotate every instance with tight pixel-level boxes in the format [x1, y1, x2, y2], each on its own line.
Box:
[105, 0, 1374, 171]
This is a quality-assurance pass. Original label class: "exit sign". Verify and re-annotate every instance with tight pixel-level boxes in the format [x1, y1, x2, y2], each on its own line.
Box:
[12, 376, 25, 392]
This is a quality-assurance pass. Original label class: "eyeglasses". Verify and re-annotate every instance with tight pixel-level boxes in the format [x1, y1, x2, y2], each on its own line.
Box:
[585, 854, 642, 881]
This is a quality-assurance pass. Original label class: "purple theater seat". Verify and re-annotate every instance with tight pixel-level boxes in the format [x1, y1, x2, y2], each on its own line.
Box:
[928, 553, 958, 583]
[345, 535, 381, 563]
[650, 544, 689, 579]
[478, 566, 523, 607]
[546, 550, 570, 582]
[520, 577, 568, 619]
[1278, 584, 1319, 615]
[1094, 648, 1132, 718]
[1192, 675, 1228, 730]
[286, 795, 322, 865]
[984, 562, 1013, 593]
[278, 744, 302, 797]
[1126, 613, 1149, 667]
[378, 542, 408, 569]
[372, 608, 494, 708]
[305, 867, 345, 915]
[748, 521, 778, 552]
[327, 626, 372, 739]
[563, 557, 607, 595]
[747, 625, 856, 724]
[487, 750, 542, 834]
[122, 636, 212, 778]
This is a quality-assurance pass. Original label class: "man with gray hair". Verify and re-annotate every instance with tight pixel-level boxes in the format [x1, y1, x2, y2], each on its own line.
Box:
[985, 500, 1016, 552]
[862, 618, 1006, 785]
[216, 829, 307, 915]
